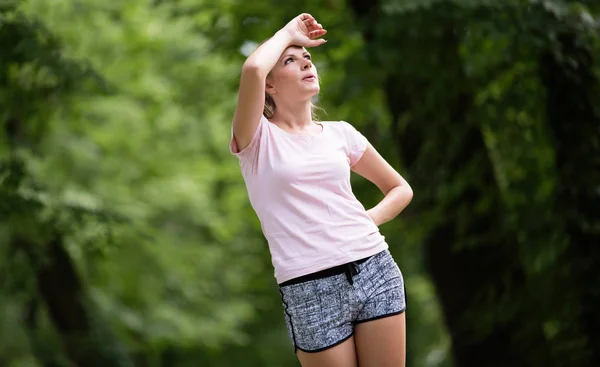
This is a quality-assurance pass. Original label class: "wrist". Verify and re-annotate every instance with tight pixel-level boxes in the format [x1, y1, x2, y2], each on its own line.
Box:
[276, 28, 295, 46]
[367, 208, 381, 226]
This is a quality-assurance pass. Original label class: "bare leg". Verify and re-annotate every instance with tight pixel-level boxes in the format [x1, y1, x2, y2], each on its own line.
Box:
[354, 313, 406, 367]
[296, 336, 358, 367]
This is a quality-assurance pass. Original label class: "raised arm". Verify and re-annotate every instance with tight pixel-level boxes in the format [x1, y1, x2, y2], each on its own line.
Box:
[231, 13, 327, 151]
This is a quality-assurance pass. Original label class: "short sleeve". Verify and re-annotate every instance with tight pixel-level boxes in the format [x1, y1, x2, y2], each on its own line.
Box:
[342, 121, 368, 166]
[229, 115, 269, 175]
[229, 115, 267, 158]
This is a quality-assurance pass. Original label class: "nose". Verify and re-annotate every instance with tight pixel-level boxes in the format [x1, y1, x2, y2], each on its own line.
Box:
[302, 59, 312, 70]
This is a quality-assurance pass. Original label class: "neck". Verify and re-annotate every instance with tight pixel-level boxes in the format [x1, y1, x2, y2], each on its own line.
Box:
[271, 99, 313, 130]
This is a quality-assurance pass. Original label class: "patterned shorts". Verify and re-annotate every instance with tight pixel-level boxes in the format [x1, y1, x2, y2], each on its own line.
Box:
[278, 249, 406, 353]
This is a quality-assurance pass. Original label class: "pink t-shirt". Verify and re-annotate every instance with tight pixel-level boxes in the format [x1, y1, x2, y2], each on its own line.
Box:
[230, 115, 388, 284]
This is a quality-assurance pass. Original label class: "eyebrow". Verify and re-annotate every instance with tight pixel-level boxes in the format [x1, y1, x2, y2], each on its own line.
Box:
[282, 51, 311, 59]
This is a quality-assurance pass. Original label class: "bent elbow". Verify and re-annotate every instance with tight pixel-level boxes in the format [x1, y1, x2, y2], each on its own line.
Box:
[242, 60, 260, 73]
[402, 183, 414, 204]
[241, 61, 266, 79]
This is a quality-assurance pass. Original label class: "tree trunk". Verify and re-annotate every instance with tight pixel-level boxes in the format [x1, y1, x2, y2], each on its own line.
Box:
[540, 27, 600, 366]
[18, 234, 133, 367]
[23, 298, 67, 367]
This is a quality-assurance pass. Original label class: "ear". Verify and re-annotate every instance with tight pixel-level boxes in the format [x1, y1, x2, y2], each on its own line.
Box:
[265, 78, 277, 94]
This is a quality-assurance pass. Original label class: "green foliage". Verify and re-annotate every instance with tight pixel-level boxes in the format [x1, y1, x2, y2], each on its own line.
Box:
[1, 0, 598, 366]
[1, 0, 269, 365]
[341, 0, 600, 365]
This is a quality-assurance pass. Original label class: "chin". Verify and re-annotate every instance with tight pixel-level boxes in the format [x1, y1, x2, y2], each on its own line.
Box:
[308, 86, 320, 96]
[297, 88, 319, 100]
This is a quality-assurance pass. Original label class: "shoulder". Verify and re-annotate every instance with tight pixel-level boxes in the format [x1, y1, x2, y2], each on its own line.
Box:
[322, 120, 363, 137]
[321, 120, 349, 126]
[322, 120, 355, 132]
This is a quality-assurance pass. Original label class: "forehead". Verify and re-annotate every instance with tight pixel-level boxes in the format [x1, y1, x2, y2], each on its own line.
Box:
[283, 46, 308, 55]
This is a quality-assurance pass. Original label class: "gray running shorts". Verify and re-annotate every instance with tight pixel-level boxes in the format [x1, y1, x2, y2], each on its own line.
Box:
[278, 249, 406, 353]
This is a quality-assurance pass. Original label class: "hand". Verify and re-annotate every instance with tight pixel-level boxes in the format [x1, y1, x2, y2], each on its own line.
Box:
[282, 13, 327, 48]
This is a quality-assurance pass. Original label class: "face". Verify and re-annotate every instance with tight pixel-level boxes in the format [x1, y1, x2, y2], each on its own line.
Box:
[266, 46, 320, 103]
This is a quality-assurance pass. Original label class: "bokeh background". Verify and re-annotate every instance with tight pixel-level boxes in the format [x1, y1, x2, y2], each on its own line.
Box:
[1, 0, 599, 366]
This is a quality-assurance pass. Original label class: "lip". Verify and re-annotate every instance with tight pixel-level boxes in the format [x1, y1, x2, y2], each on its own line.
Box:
[302, 74, 316, 82]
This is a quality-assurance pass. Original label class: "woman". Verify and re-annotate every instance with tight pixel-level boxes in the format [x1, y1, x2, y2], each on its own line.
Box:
[229, 13, 413, 367]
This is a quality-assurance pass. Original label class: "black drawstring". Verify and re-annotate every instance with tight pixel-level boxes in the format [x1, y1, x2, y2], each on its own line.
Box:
[344, 262, 360, 285]
[279, 256, 372, 288]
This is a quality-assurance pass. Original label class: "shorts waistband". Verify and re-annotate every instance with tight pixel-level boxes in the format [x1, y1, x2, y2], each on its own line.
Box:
[278, 255, 374, 287]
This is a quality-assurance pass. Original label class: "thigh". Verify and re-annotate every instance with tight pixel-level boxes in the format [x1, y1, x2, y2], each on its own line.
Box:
[356, 249, 406, 323]
[297, 336, 358, 367]
[353, 250, 407, 366]
[354, 313, 406, 367]
[279, 274, 358, 355]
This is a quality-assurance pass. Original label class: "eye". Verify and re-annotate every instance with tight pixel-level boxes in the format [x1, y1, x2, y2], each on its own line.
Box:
[304, 55, 311, 60]
[284, 57, 294, 65]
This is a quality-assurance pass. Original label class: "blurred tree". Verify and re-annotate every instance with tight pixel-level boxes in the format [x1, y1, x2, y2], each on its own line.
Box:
[2, 0, 270, 365]
[2, 0, 598, 366]
[539, 10, 600, 363]
[345, 0, 600, 366]
[346, 2, 549, 365]
[1, 3, 132, 366]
